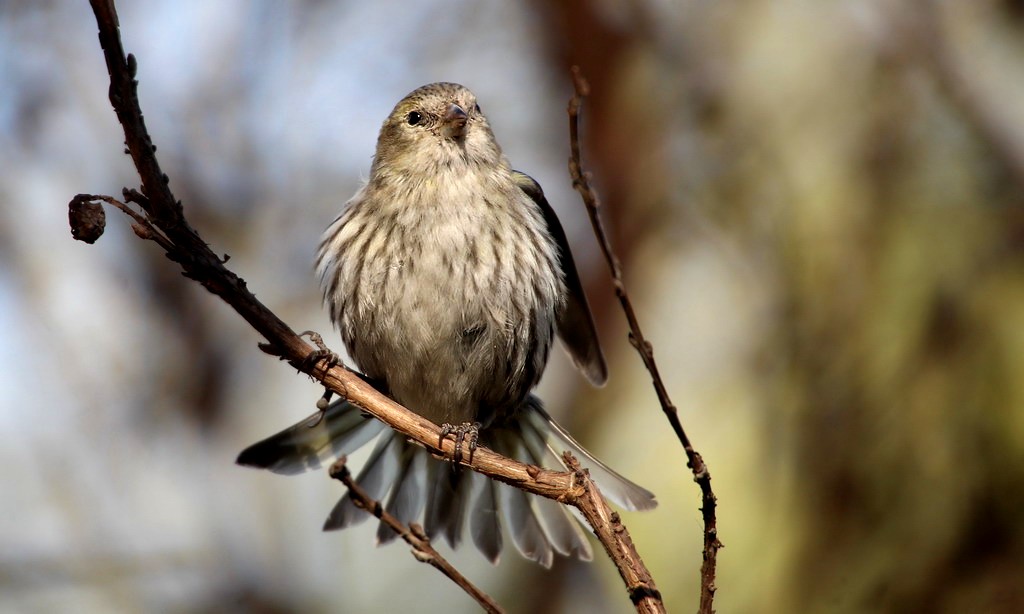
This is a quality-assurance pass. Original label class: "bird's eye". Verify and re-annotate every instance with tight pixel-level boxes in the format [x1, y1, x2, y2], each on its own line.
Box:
[406, 111, 422, 126]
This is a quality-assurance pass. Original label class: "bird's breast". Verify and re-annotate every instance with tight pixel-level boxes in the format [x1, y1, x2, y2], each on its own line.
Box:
[323, 174, 562, 425]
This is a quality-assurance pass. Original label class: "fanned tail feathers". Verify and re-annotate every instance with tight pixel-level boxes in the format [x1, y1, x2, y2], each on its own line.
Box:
[236, 395, 655, 566]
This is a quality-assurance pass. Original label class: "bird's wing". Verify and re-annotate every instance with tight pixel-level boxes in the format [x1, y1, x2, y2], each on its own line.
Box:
[513, 171, 607, 386]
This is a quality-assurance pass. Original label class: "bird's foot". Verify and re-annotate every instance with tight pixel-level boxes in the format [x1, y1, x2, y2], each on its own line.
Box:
[439, 421, 481, 466]
[299, 330, 342, 373]
[305, 387, 334, 428]
[298, 331, 343, 427]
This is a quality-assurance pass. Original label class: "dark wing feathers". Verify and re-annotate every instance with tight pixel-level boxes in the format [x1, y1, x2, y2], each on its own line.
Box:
[513, 171, 607, 386]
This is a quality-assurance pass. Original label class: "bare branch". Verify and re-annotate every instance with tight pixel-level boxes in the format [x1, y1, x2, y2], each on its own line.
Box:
[328, 458, 504, 614]
[76, 2, 659, 611]
[568, 66, 721, 613]
[563, 454, 663, 613]
[83, 0, 570, 510]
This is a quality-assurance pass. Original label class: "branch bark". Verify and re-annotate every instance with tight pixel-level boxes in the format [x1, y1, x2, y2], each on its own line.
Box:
[328, 458, 504, 613]
[568, 66, 721, 614]
[563, 454, 662, 613]
[76, 2, 663, 612]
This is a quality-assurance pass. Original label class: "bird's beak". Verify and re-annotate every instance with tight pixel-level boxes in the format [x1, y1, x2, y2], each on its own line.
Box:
[442, 103, 468, 139]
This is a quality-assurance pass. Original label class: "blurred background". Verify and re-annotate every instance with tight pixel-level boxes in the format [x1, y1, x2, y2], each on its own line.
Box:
[2, 0, 1024, 612]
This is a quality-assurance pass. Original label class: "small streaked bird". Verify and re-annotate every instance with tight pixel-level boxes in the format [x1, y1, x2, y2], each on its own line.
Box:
[237, 82, 656, 567]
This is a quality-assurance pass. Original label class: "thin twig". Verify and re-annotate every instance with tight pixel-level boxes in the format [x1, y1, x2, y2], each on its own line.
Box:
[328, 458, 504, 614]
[70, 193, 176, 250]
[567, 65, 722, 614]
[75, 3, 658, 612]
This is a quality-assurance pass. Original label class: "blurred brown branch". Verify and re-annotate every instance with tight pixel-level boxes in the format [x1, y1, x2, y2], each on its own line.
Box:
[913, 1, 1024, 193]
[568, 66, 721, 614]
[74, 1, 662, 612]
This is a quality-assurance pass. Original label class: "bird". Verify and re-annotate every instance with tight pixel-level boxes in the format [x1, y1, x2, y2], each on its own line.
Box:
[237, 82, 656, 567]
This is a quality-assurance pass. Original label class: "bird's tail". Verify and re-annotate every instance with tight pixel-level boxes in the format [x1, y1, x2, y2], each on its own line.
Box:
[236, 399, 387, 475]
[236, 396, 656, 567]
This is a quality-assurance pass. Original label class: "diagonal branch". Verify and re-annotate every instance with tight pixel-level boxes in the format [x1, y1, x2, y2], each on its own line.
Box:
[76, 2, 662, 612]
[328, 458, 504, 614]
[567, 66, 721, 614]
[562, 454, 662, 611]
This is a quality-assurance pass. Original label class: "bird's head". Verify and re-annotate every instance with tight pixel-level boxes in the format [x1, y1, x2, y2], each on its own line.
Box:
[372, 82, 505, 177]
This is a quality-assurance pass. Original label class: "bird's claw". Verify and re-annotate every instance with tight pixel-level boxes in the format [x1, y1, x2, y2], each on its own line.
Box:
[439, 421, 481, 466]
[299, 330, 342, 373]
